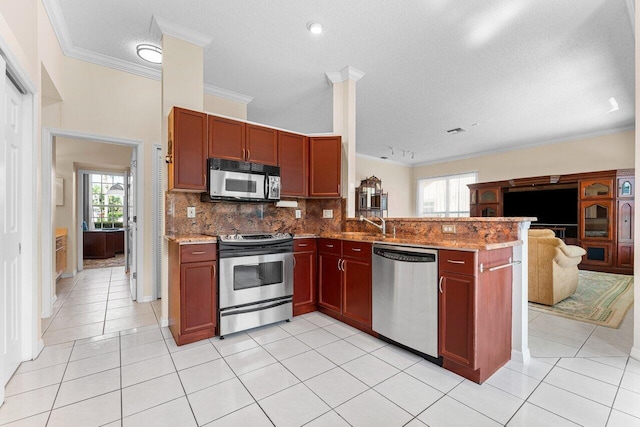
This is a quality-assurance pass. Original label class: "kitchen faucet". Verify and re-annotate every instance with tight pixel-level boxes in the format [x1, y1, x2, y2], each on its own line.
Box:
[359, 215, 386, 235]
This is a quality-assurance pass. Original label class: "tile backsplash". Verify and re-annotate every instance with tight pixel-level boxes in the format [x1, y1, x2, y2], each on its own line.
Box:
[166, 192, 343, 236]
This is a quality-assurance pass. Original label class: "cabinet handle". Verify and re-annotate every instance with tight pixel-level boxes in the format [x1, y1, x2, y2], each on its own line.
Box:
[351, 248, 362, 252]
[192, 251, 206, 255]
[246, 148, 251, 160]
[293, 257, 297, 268]
[298, 243, 308, 247]
[439, 276, 444, 293]
[447, 260, 465, 264]
[212, 265, 216, 277]
[326, 244, 334, 248]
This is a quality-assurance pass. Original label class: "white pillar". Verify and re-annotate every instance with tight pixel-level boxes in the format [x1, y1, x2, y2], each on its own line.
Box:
[512, 221, 531, 363]
[325, 66, 365, 217]
[631, 1, 639, 361]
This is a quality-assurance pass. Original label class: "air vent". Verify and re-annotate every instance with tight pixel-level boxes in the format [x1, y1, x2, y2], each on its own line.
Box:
[446, 128, 466, 134]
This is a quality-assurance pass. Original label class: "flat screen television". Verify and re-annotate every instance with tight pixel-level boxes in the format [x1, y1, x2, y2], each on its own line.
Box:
[503, 187, 578, 236]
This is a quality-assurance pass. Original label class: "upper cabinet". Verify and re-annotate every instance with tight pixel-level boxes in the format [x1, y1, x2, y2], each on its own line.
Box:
[618, 177, 634, 198]
[168, 107, 208, 191]
[580, 178, 614, 199]
[208, 116, 278, 166]
[278, 131, 308, 197]
[309, 136, 342, 197]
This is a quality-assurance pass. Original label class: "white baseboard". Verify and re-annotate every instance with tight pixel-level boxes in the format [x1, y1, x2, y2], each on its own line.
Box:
[511, 348, 531, 364]
[138, 296, 155, 303]
[61, 270, 77, 279]
[160, 317, 169, 327]
[34, 339, 44, 359]
[630, 346, 640, 361]
[52, 294, 57, 304]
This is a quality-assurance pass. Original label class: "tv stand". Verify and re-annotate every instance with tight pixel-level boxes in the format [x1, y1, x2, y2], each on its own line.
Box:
[469, 169, 634, 275]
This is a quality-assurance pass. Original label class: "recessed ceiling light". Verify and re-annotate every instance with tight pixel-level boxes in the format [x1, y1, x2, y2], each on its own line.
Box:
[307, 22, 323, 34]
[136, 44, 162, 64]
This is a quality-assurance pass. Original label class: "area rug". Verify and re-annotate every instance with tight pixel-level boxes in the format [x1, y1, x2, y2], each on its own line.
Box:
[528, 270, 634, 328]
[83, 253, 125, 269]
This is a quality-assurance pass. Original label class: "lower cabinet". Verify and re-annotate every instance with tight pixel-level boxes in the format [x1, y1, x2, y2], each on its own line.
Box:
[169, 241, 217, 345]
[318, 239, 372, 329]
[439, 248, 513, 384]
[293, 239, 317, 316]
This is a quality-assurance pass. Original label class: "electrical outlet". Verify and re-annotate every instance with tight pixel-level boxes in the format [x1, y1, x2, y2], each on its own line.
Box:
[295, 209, 302, 219]
[322, 209, 333, 219]
[442, 224, 456, 234]
[187, 207, 196, 218]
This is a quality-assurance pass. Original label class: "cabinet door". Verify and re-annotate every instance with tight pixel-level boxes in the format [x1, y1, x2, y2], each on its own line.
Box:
[580, 178, 614, 199]
[208, 115, 246, 161]
[309, 136, 341, 197]
[293, 250, 316, 316]
[279, 132, 308, 197]
[318, 252, 342, 313]
[169, 107, 208, 191]
[580, 200, 613, 240]
[479, 204, 501, 217]
[580, 241, 613, 267]
[478, 187, 501, 203]
[180, 261, 217, 335]
[246, 124, 278, 166]
[343, 257, 372, 327]
[617, 177, 634, 198]
[439, 272, 475, 369]
[618, 200, 634, 243]
[617, 244, 634, 269]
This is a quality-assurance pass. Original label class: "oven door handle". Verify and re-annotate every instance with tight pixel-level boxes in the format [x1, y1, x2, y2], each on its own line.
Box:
[220, 298, 292, 316]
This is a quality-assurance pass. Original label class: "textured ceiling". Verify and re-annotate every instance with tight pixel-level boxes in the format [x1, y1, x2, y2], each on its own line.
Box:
[51, 0, 635, 165]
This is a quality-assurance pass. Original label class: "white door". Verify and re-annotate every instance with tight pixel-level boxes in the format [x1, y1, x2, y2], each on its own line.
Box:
[1, 61, 24, 389]
[128, 151, 137, 300]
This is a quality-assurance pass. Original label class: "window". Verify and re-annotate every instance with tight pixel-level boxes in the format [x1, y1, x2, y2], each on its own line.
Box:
[417, 173, 477, 217]
[90, 173, 124, 229]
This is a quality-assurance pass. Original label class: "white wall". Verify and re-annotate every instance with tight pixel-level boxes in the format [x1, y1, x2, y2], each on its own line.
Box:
[355, 155, 413, 218]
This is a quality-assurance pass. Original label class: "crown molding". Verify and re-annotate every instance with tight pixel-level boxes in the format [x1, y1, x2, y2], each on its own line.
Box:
[204, 84, 253, 105]
[151, 15, 213, 48]
[325, 65, 365, 85]
[41, 0, 74, 56]
[66, 45, 162, 80]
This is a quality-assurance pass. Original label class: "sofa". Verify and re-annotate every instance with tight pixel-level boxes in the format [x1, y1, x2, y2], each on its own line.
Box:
[528, 229, 586, 305]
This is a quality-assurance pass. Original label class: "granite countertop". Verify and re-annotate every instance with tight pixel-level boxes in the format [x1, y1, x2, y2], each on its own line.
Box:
[55, 228, 68, 238]
[318, 232, 521, 251]
[164, 232, 520, 250]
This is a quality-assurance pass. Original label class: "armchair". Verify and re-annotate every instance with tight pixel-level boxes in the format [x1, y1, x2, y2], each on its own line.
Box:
[528, 229, 586, 305]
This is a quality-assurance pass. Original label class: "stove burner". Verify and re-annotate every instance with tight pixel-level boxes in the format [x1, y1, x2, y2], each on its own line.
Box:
[218, 232, 293, 243]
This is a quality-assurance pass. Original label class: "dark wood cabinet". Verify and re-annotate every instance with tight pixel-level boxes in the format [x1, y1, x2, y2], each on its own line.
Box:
[246, 124, 278, 166]
[309, 136, 341, 197]
[169, 242, 217, 345]
[208, 116, 278, 166]
[168, 107, 208, 191]
[83, 230, 125, 259]
[279, 131, 308, 197]
[439, 248, 512, 384]
[293, 239, 317, 316]
[317, 239, 372, 329]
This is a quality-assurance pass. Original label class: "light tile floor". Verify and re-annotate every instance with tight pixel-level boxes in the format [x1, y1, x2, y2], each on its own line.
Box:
[1, 266, 638, 426]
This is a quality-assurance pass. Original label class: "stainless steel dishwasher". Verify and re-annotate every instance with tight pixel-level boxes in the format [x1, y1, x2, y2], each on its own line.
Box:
[372, 244, 439, 359]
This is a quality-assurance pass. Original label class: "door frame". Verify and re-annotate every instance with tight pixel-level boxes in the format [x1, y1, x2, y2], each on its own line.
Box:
[0, 33, 39, 405]
[42, 128, 145, 315]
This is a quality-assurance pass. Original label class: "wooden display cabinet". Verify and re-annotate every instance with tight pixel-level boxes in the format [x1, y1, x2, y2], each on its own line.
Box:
[293, 239, 317, 316]
[580, 178, 614, 199]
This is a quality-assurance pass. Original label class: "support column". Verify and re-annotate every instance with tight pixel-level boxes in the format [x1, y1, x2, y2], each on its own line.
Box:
[154, 16, 212, 325]
[512, 221, 531, 363]
[326, 66, 365, 217]
[632, 1, 639, 361]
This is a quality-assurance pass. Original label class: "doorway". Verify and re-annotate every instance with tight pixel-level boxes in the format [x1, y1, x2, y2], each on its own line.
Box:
[42, 129, 146, 320]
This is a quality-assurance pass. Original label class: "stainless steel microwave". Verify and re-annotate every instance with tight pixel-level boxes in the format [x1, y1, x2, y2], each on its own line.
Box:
[205, 158, 281, 202]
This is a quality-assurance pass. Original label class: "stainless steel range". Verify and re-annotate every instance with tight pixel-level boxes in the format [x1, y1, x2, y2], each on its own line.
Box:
[217, 232, 294, 337]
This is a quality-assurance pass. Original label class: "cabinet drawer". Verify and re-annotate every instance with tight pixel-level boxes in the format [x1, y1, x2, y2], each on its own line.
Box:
[294, 238, 317, 252]
[318, 239, 341, 255]
[180, 243, 217, 263]
[439, 250, 476, 275]
[343, 241, 372, 260]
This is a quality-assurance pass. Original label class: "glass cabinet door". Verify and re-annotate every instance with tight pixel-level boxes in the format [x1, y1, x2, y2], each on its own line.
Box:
[580, 200, 612, 240]
[479, 188, 500, 203]
[617, 177, 634, 198]
[580, 179, 613, 199]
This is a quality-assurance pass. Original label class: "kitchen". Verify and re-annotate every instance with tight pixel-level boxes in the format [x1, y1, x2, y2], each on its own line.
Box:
[165, 106, 531, 386]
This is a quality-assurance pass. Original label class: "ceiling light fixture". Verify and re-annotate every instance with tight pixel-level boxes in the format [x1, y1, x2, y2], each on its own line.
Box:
[607, 97, 619, 113]
[136, 44, 162, 64]
[307, 22, 323, 34]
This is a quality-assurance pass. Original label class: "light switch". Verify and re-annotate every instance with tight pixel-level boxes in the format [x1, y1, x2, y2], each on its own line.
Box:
[295, 209, 302, 219]
[187, 207, 196, 218]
